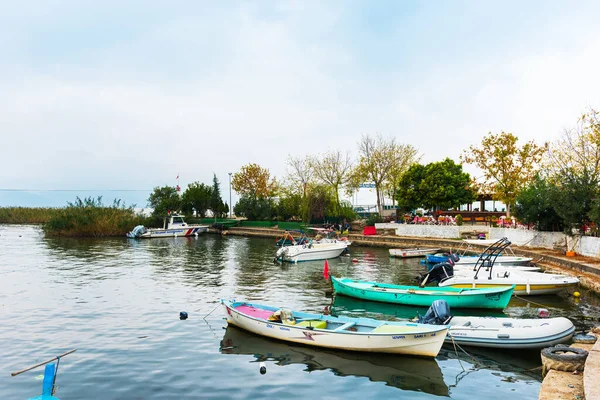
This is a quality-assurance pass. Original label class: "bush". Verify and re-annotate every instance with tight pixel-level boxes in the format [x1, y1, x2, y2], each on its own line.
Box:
[365, 213, 383, 226]
[455, 214, 463, 226]
[0, 207, 60, 224]
[43, 197, 145, 237]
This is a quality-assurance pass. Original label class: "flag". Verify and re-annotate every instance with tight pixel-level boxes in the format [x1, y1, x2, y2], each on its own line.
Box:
[323, 260, 329, 281]
[176, 174, 179, 180]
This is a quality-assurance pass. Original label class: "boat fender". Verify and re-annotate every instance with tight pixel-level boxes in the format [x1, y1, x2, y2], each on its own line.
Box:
[541, 345, 588, 377]
[526, 281, 531, 295]
[573, 334, 597, 344]
[180, 311, 188, 320]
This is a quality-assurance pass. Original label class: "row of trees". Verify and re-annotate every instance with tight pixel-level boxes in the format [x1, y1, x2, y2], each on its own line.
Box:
[144, 108, 600, 235]
[514, 109, 600, 234]
[147, 174, 228, 218]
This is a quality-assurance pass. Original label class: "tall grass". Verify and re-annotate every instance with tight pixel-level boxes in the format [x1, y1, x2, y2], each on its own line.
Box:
[0, 207, 60, 224]
[43, 197, 146, 237]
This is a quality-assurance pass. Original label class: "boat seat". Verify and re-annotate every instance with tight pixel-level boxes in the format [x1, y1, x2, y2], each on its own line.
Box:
[333, 322, 356, 331]
[296, 320, 327, 329]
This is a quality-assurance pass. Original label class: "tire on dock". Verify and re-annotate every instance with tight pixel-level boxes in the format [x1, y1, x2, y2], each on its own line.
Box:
[541, 344, 588, 377]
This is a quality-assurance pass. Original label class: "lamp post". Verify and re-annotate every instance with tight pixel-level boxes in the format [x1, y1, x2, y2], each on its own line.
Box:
[228, 172, 232, 219]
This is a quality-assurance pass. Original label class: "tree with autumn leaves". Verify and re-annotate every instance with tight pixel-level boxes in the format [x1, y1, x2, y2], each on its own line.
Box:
[461, 131, 547, 217]
[231, 163, 278, 220]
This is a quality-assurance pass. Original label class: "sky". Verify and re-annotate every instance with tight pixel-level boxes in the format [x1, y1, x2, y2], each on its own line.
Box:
[1, 1, 599, 208]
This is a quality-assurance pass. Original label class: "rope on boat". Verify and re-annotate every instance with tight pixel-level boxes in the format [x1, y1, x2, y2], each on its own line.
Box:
[449, 335, 466, 372]
[203, 303, 221, 320]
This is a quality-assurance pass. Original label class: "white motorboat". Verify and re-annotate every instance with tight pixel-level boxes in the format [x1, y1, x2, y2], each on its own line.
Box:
[126, 214, 208, 238]
[419, 300, 575, 349]
[389, 248, 440, 258]
[275, 241, 348, 263]
[420, 257, 579, 296]
[222, 299, 448, 357]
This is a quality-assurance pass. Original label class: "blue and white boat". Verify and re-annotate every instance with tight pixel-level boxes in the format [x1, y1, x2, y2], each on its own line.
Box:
[127, 214, 208, 238]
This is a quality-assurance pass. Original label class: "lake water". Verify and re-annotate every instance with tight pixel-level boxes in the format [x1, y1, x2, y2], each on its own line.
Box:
[1, 225, 598, 399]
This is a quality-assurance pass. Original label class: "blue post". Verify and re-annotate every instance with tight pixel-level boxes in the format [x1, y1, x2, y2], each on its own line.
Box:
[41, 363, 56, 396]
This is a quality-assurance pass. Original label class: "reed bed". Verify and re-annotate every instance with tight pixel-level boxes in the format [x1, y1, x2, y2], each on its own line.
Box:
[0, 207, 60, 224]
[43, 197, 146, 237]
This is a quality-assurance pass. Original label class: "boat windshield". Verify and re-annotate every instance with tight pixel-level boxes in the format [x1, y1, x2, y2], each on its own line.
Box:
[172, 217, 185, 224]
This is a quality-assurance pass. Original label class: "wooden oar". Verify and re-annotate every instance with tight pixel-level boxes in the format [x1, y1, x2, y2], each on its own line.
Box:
[11, 349, 77, 377]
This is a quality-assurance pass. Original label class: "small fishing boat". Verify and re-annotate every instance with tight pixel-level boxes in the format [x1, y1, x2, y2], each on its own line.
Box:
[274, 241, 348, 263]
[126, 214, 208, 238]
[331, 276, 514, 309]
[221, 299, 448, 357]
[420, 300, 575, 349]
[389, 248, 440, 258]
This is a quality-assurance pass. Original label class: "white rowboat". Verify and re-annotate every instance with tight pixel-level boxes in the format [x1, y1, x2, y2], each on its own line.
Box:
[222, 300, 448, 357]
[389, 248, 440, 258]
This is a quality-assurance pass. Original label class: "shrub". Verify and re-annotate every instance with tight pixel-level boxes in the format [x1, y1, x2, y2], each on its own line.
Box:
[366, 213, 383, 226]
[44, 197, 145, 237]
[455, 214, 463, 226]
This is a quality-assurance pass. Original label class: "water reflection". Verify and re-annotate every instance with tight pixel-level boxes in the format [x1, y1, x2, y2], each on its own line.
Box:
[220, 325, 450, 397]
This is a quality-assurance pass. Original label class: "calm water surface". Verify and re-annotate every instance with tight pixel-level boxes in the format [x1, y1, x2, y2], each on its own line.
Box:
[1, 225, 598, 399]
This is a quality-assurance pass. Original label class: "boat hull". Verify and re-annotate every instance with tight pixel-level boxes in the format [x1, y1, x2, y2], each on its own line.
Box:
[275, 242, 348, 263]
[438, 271, 580, 295]
[389, 248, 440, 258]
[140, 226, 208, 238]
[331, 277, 514, 309]
[445, 316, 575, 349]
[222, 300, 447, 357]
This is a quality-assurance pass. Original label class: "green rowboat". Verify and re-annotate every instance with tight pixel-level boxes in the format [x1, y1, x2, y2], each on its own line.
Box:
[331, 276, 514, 309]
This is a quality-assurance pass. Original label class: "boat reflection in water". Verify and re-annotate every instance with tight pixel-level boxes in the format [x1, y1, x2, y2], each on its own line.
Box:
[220, 326, 449, 397]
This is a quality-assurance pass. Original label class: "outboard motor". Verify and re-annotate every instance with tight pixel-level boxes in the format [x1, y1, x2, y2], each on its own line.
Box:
[126, 225, 147, 238]
[447, 253, 460, 263]
[419, 300, 453, 325]
[417, 262, 454, 286]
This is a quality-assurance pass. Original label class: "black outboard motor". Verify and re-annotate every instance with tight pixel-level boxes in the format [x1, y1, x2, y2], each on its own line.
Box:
[419, 300, 453, 325]
[448, 253, 460, 263]
[416, 262, 454, 286]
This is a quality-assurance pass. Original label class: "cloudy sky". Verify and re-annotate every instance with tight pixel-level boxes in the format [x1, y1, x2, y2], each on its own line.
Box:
[1, 1, 599, 207]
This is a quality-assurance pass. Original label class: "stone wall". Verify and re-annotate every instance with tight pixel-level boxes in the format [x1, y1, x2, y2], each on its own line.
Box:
[374, 222, 600, 258]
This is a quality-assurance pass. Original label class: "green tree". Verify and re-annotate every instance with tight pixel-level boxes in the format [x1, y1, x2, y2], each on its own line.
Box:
[545, 108, 600, 235]
[354, 134, 420, 216]
[396, 164, 427, 211]
[306, 184, 335, 223]
[233, 195, 275, 220]
[420, 158, 476, 211]
[147, 186, 181, 216]
[514, 175, 563, 231]
[461, 131, 547, 217]
[181, 182, 212, 217]
[275, 190, 303, 221]
[210, 173, 228, 218]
